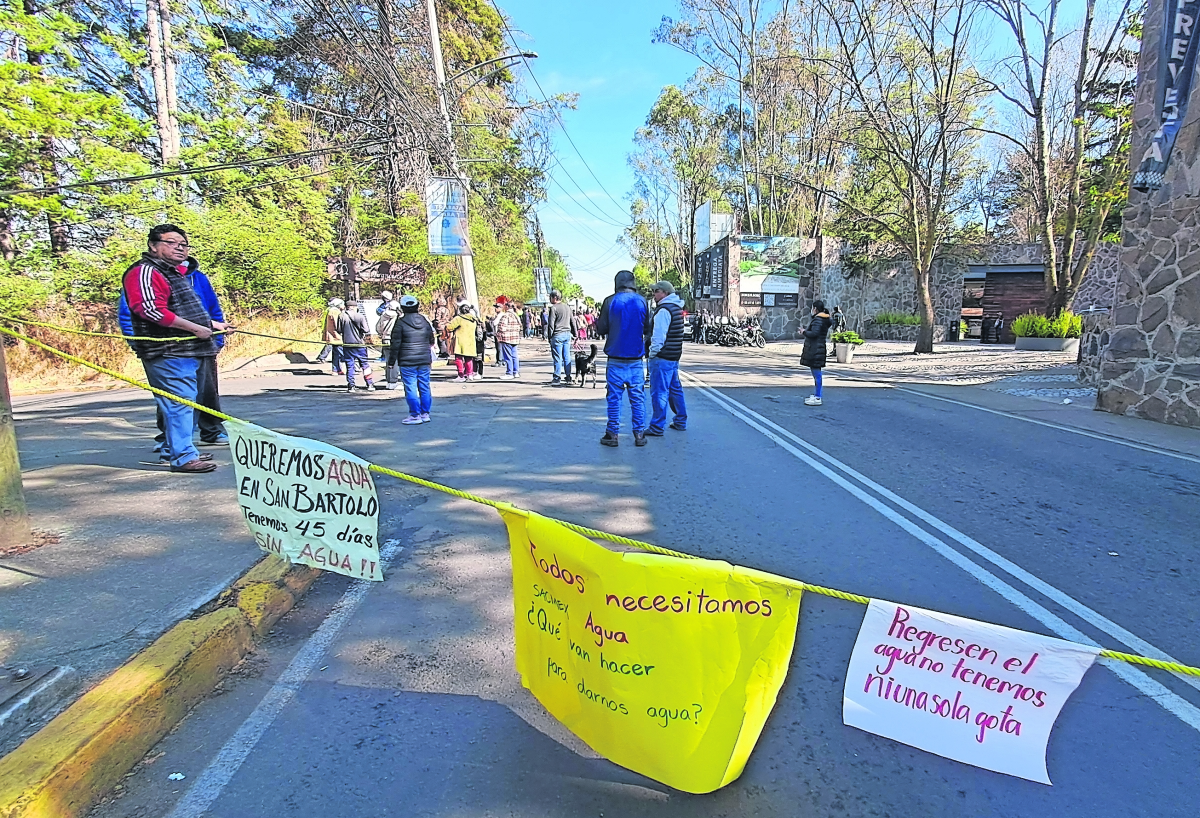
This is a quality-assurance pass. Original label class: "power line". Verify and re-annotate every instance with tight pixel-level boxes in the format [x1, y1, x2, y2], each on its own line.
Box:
[484, 0, 630, 222]
[0, 140, 387, 197]
[548, 169, 627, 228]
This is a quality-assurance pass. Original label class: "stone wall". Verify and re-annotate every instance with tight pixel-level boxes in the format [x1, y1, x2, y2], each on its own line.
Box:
[821, 249, 962, 339]
[1094, 1, 1200, 428]
[693, 235, 1123, 346]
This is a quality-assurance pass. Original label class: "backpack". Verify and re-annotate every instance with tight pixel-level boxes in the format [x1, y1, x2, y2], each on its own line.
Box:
[474, 316, 485, 343]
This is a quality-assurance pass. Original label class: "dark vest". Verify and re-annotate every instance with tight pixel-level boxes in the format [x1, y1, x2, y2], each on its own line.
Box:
[122, 255, 217, 360]
[655, 300, 684, 361]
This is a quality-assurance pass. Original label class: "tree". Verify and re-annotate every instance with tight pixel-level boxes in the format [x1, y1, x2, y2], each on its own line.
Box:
[980, 0, 1138, 314]
[815, 0, 985, 352]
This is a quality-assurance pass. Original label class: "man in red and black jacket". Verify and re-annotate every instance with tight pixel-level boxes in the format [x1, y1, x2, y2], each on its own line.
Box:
[122, 224, 229, 474]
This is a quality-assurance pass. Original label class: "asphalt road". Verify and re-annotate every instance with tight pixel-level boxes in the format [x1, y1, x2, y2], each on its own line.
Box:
[80, 344, 1200, 818]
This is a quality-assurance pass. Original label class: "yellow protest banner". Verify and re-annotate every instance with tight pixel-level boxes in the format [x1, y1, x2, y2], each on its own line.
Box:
[500, 508, 802, 794]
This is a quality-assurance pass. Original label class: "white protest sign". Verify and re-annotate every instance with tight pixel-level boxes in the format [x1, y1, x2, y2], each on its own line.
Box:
[228, 420, 382, 581]
[843, 600, 1099, 784]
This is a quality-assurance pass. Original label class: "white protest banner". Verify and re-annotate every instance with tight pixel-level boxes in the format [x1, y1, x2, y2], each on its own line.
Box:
[843, 600, 1099, 784]
[228, 420, 382, 581]
[426, 176, 471, 256]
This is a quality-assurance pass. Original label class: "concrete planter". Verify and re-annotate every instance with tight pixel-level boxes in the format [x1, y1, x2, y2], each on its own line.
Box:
[1015, 336, 1080, 353]
[835, 344, 858, 364]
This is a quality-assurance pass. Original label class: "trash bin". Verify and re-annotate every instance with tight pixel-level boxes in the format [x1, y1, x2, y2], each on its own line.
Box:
[946, 321, 960, 342]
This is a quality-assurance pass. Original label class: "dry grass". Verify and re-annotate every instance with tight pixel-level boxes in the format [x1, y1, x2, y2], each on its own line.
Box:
[3, 305, 324, 395]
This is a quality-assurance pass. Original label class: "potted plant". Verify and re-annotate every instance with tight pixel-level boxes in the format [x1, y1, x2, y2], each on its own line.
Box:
[831, 330, 865, 363]
[1012, 311, 1083, 353]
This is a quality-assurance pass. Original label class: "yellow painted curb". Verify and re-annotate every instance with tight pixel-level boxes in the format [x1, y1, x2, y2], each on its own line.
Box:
[232, 554, 292, 589]
[0, 608, 252, 818]
[237, 582, 296, 638]
[0, 556, 325, 818]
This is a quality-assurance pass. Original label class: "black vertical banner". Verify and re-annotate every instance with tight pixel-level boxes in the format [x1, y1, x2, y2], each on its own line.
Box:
[1133, 0, 1200, 190]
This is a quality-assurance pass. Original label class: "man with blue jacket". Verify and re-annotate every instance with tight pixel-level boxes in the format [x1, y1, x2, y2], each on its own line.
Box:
[594, 270, 650, 448]
[120, 254, 229, 455]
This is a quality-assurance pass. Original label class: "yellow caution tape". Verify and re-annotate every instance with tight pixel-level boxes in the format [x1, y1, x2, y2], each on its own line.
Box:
[3, 322, 1198, 681]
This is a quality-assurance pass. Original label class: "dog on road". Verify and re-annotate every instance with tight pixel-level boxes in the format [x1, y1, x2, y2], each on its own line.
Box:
[574, 344, 598, 388]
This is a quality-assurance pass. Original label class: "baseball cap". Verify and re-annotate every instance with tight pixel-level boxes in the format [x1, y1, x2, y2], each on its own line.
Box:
[652, 281, 675, 295]
[399, 295, 418, 307]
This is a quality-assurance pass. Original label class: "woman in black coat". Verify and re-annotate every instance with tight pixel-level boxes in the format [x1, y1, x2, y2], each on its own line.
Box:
[800, 299, 832, 406]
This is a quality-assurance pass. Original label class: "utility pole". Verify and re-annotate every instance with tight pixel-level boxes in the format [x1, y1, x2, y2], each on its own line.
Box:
[0, 341, 31, 549]
[425, 0, 480, 309]
[534, 213, 545, 268]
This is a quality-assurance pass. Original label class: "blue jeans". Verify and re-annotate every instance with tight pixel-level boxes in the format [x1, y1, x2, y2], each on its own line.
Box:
[498, 342, 519, 375]
[400, 365, 432, 415]
[605, 359, 647, 434]
[141, 356, 201, 467]
[648, 357, 687, 431]
[550, 332, 572, 380]
[344, 349, 372, 385]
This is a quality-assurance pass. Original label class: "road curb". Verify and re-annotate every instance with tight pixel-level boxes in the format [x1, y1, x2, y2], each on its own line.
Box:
[0, 555, 322, 818]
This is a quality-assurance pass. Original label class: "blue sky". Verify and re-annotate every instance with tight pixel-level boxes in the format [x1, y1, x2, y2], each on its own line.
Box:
[496, 0, 699, 300]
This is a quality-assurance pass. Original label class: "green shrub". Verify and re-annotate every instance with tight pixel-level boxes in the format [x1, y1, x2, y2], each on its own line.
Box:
[873, 311, 921, 325]
[831, 330, 865, 345]
[1012, 311, 1082, 338]
[1012, 313, 1051, 338]
[1050, 311, 1083, 338]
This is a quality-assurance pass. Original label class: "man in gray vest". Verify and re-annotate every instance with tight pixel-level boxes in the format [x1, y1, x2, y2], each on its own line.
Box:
[122, 224, 228, 473]
[645, 280, 688, 435]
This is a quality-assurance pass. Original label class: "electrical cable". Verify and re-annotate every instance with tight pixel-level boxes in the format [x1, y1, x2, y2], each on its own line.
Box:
[0, 140, 388, 197]
[483, 0, 630, 223]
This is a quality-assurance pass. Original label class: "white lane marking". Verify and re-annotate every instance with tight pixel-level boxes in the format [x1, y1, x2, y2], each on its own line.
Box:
[892, 385, 1200, 466]
[166, 540, 404, 818]
[688, 375, 1200, 694]
[683, 373, 1200, 731]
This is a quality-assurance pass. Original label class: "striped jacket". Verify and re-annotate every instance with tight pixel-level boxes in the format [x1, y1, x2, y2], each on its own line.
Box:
[121, 254, 217, 360]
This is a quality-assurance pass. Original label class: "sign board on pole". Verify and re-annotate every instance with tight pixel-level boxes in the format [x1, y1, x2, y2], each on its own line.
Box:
[533, 267, 552, 304]
[843, 600, 1099, 784]
[426, 177, 471, 256]
[693, 201, 712, 254]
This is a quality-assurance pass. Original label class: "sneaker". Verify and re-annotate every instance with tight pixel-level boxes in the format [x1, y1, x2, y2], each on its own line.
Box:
[365, 383, 376, 392]
[469, 374, 482, 381]
[401, 415, 423, 425]
[600, 431, 619, 447]
[420, 413, 431, 423]
[804, 395, 823, 406]
[333, 369, 344, 376]
[499, 374, 514, 380]
[643, 428, 664, 437]
[634, 431, 648, 447]
[387, 383, 401, 390]
[346, 384, 355, 393]
[550, 378, 561, 385]
[453, 376, 467, 382]
[669, 422, 686, 431]
[513, 372, 521, 379]
[152, 442, 166, 453]
[198, 433, 229, 446]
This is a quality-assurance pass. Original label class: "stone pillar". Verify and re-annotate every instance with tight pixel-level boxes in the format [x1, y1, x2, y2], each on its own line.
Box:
[1096, 0, 1200, 427]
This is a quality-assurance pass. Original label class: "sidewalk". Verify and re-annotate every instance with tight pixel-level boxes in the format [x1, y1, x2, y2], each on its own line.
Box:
[0, 340, 562, 754]
[747, 338, 1200, 461]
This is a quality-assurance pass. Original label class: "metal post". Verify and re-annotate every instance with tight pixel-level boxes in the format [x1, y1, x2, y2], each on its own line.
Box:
[426, 0, 480, 309]
[0, 341, 31, 548]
